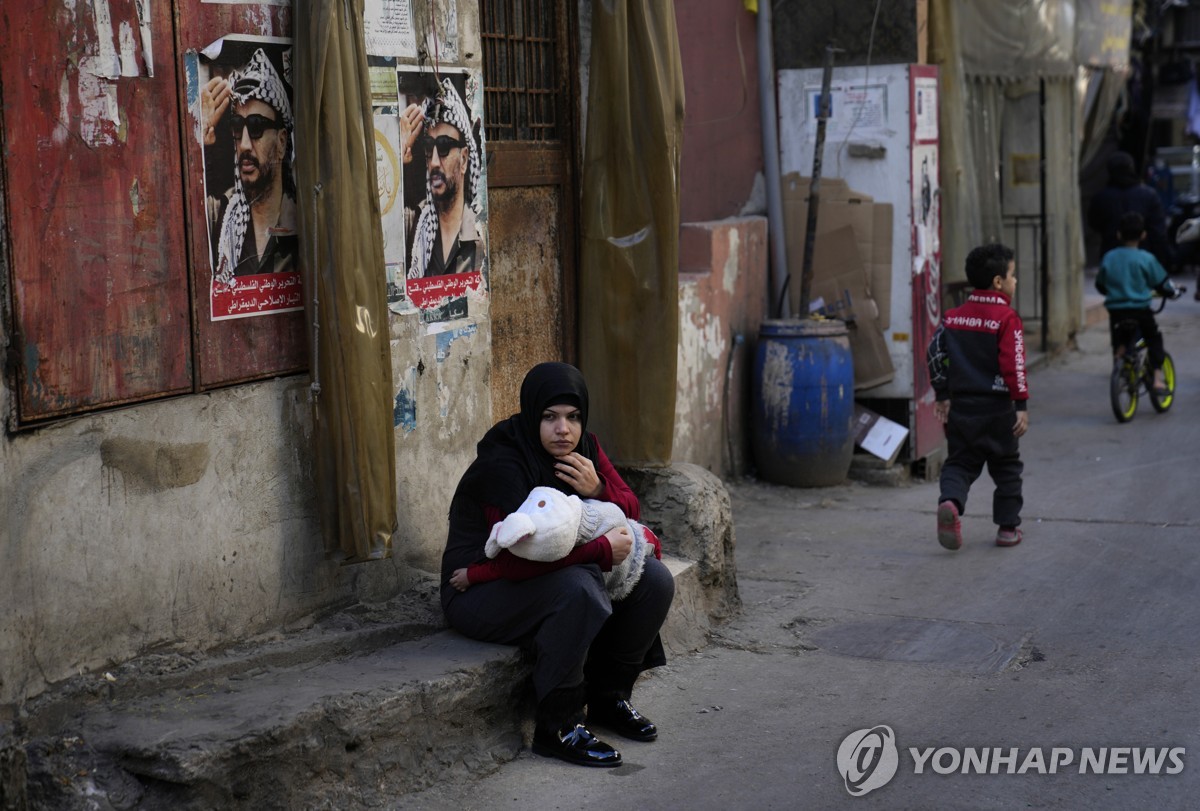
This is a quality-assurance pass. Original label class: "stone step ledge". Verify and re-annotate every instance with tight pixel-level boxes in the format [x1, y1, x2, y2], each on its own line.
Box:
[14, 554, 708, 809]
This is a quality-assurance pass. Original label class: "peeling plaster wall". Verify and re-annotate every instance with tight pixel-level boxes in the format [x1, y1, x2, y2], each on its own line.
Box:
[674, 217, 769, 478]
[0, 1, 486, 710]
[383, 5, 490, 576]
[0, 380, 420, 708]
[388, 289, 492, 575]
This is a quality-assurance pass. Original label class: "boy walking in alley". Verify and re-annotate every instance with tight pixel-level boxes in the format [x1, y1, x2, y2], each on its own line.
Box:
[927, 243, 1029, 549]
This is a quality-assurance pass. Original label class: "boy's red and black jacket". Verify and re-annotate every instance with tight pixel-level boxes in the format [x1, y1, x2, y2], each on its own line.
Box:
[926, 290, 1029, 410]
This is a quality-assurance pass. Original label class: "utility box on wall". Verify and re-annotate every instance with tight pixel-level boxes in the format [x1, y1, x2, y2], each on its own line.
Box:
[777, 63, 943, 467]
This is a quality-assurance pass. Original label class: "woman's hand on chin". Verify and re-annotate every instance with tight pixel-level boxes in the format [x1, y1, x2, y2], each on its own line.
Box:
[554, 452, 604, 499]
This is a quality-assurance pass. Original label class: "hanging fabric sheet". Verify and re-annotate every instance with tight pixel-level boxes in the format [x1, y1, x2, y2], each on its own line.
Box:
[294, 0, 398, 563]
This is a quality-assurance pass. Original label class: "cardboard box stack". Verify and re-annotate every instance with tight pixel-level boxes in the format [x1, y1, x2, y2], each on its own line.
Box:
[781, 173, 895, 390]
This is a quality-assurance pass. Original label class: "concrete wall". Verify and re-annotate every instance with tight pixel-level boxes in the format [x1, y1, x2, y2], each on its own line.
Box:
[0, 288, 487, 712]
[0, 379, 416, 707]
[389, 292, 492, 573]
[1, 0, 774, 713]
[675, 0, 764, 223]
[670, 1, 772, 479]
[674, 217, 768, 479]
[0, 2, 487, 711]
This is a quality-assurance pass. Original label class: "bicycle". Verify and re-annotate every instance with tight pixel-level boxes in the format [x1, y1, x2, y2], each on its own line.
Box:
[1109, 287, 1186, 423]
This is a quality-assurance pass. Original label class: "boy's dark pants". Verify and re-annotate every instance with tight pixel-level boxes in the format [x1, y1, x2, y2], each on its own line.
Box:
[1107, 307, 1165, 369]
[939, 396, 1024, 528]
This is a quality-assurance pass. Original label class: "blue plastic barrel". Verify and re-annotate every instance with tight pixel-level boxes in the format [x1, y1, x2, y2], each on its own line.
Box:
[751, 318, 854, 487]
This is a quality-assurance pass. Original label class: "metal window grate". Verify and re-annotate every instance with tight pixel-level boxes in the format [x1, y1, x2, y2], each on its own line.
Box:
[1003, 213, 1048, 352]
[481, 0, 560, 141]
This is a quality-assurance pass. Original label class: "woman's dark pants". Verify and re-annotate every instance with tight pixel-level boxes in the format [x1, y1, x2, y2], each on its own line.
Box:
[444, 557, 674, 702]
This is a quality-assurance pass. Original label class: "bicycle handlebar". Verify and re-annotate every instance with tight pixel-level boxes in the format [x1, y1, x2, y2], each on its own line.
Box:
[1152, 286, 1186, 313]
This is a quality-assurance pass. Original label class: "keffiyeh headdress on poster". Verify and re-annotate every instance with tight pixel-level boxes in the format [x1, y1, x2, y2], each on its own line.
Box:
[408, 78, 482, 279]
[215, 48, 293, 285]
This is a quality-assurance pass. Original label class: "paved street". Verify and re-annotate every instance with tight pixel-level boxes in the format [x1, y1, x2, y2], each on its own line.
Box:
[401, 292, 1200, 810]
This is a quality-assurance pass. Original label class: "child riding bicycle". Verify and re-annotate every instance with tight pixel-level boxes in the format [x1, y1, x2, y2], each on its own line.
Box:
[1096, 211, 1183, 396]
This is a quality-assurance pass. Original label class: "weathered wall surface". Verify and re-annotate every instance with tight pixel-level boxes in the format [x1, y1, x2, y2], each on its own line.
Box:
[0, 0, 773, 714]
[389, 289, 492, 574]
[0, 1, 487, 710]
[674, 217, 768, 478]
[670, 2, 770, 480]
[383, 2, 490, 575]
[0, 380, 429, 707]
[675, 0, 764, 223]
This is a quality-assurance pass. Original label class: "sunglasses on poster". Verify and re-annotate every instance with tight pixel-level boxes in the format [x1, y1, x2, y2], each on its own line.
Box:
[420, 134, 467, 158]
[230, 113, 283, 140]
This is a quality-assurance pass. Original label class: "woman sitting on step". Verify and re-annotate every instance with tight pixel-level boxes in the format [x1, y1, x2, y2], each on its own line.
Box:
[440, 362, 675, 767]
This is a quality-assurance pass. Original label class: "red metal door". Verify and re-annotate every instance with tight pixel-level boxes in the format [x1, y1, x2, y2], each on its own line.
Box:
[2, 1, 192, 421]
[1, 1, 308, 424]
[174, 2, 306, 388]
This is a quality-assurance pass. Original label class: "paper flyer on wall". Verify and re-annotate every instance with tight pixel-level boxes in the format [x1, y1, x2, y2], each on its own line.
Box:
[364, 0, 418, 58]
[805, 80, 889, 140]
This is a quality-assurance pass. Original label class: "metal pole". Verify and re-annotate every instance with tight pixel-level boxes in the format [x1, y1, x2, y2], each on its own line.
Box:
[1039, 78, 1049, 353]
[799, 45, 836, 317]
[757, 0, 791, 318]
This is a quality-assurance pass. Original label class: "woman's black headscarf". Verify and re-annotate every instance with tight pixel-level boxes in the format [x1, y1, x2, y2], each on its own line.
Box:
[442, 363, 600, 588]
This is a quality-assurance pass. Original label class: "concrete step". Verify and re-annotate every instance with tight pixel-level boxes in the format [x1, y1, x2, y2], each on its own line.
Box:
[11, 555, 711, 810]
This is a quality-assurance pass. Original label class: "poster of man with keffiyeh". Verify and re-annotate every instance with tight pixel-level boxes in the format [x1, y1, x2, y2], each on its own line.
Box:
[397, 68, 487, 324]
[196, 35, 302, 320]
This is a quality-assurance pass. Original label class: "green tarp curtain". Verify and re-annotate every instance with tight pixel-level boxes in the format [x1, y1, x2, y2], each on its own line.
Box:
[294, 0, 398, 563]
[579, 0, 685, 466]
[930, 0, 1086, 349]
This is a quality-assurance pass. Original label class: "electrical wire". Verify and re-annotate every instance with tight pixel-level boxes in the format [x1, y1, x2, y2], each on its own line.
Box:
[833, 0, 883, 177]
[428, 0, 442, 85]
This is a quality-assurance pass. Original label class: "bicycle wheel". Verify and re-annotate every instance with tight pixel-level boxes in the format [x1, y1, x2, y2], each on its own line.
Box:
[1149, 352, 1176, 413]
[1110, 359, 1138, 422]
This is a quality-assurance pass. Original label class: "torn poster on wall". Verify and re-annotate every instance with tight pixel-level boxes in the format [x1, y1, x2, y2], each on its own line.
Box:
[375, 111, 410, 310]
[369, 58, 415, 314]
[407, 272, 483, 324]
[434, 322, 478, 363]
[393, 362, 417, 432]
[71, 0, 156, 147]
[192, 34, 302, 320]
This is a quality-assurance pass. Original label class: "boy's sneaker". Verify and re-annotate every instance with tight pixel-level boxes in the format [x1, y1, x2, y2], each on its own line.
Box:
[937, 501, 962, 550]
[995, 527, 1023, 547]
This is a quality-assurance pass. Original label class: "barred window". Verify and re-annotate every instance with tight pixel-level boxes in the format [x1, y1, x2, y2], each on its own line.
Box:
[481, 0, 561, 142]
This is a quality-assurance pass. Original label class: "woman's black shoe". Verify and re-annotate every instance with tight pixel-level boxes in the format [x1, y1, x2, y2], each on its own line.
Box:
[588, 699, 658, 742]
[531, 723, 622, 767]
